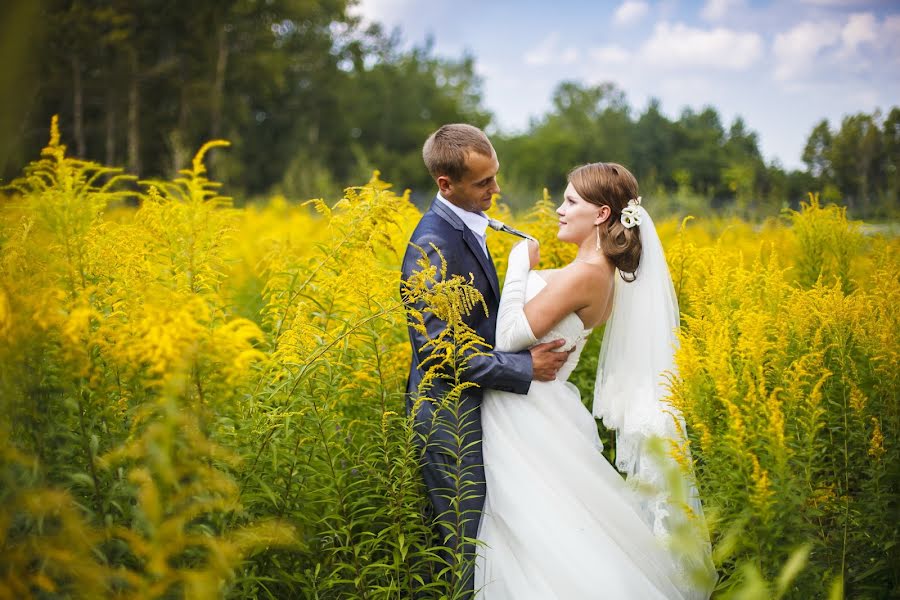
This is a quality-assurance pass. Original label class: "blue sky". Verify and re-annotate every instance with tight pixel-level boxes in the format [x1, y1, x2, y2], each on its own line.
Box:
[351, 0, 900, 170]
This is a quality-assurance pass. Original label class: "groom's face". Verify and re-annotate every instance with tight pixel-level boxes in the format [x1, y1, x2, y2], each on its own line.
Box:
[439, 149, 500, 213]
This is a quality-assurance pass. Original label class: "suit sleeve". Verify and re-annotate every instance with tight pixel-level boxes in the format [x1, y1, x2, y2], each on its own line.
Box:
[402, 236, 533, 395]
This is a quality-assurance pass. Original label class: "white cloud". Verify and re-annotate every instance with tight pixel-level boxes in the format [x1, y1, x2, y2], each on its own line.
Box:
[701, 0, 741, 22]
[641, 22, 763, 70]
[348, 0, 414, 26]
[589, 45, 631, 64]
[559, 47, 579, 64]
[773, 12, 899, 82]
[886, 14, 900, 34]
[772, 20, 841, 80]
[524, 32, 580, 66]
[614, 1, 650, 26]
[841, 12, 878, 53]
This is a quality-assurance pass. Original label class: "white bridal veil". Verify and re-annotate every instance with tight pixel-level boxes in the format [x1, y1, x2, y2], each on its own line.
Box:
[593, 205, 681, 505]
[592, 206, 716, 595]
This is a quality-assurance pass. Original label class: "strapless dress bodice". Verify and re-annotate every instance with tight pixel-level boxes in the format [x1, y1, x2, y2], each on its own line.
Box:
[526, 270, 593, 382]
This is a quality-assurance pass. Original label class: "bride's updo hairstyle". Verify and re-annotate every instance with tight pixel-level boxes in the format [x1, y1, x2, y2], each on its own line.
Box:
[568, 162, 642, 281]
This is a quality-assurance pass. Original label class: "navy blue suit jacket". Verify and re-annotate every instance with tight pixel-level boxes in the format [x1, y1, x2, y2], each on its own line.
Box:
[401, 198, 533, 454]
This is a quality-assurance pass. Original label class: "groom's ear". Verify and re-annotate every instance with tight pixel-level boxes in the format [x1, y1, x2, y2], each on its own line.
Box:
[437, 175, 453, 194]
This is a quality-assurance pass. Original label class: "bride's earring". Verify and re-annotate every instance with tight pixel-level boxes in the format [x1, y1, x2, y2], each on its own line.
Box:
[595, 224, 601, 251]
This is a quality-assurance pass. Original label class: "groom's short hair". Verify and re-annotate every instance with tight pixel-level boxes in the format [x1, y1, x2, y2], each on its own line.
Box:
[423, 124, 494, 182]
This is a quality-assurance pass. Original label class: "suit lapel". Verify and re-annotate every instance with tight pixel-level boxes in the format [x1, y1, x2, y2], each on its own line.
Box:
[462, 228, 501, 301]
[431, 199, 501, 301]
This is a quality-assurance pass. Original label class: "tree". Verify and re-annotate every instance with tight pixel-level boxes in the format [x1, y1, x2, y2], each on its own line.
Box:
[0, 0, 44, 176]
[494, 81, 633, 205]
[721, 117, 766, 213]
[830, 113, 883, 211]
[671, 107, 727, 198]
[315, 33, 493, 202]
[882, 108, 900, 209]
[802, 119, 833, 179]
[633, 99, 675, 189]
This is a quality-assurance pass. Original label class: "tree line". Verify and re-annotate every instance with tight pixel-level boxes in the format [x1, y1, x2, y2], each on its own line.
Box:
[2, 0, 489, 201]
[2, 0, 897, 218]
[495, 82, 898, 218]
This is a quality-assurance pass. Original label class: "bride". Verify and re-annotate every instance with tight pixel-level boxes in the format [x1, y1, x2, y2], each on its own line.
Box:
[475, 162, 716, 599]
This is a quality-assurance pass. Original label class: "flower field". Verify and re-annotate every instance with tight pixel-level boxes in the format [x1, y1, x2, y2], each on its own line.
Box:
[1, 123, 897, 599]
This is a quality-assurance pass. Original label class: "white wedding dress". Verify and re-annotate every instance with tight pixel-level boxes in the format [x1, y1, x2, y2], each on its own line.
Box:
[475, 236, 714, 599]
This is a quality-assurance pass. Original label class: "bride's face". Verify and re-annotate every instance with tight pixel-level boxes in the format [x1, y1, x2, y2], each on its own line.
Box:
[556, 183, 606, 244]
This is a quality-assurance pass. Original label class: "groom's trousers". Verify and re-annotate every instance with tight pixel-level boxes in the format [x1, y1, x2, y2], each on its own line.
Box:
[421, 445, 485, 599]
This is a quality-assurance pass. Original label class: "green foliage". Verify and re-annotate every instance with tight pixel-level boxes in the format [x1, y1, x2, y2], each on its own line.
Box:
[798, 111, 900, 219]
[2, 126, 898, 598]
[3, 1, 489, 204]
[788, 192, 864, 291]
[670, 207, 899, 598]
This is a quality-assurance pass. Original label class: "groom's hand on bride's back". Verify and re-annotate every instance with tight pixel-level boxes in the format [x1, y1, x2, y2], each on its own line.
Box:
[530, 339, 571, 381]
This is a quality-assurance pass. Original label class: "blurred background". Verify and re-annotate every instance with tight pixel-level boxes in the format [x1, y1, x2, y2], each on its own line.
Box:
[1, 0, 897, 217]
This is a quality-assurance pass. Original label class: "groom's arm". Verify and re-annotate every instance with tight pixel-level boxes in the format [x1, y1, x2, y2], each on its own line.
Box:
[402, 237, 533, 395]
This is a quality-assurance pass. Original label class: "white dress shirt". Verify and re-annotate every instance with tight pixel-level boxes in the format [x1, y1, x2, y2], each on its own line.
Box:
[436, 193, 490, 258]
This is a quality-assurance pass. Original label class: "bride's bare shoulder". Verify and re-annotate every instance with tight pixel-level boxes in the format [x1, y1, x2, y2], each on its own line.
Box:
[541, 262, 612, 295]
[533, 267, 559, 281]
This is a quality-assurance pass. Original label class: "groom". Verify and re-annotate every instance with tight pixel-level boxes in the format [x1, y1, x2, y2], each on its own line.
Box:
[400, 123, 569, 596]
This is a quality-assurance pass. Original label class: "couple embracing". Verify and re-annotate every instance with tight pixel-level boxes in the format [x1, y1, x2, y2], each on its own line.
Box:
[400, 124, 716, 599]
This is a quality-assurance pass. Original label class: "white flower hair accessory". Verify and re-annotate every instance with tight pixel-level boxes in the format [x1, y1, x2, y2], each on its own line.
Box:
[620, 196, 642, 229]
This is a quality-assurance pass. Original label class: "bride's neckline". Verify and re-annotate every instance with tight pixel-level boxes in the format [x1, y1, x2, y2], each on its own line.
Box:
[530, 270, 593, 333]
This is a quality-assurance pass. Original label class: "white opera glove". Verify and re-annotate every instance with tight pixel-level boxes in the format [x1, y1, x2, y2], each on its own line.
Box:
[495, 241, 539, 352]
